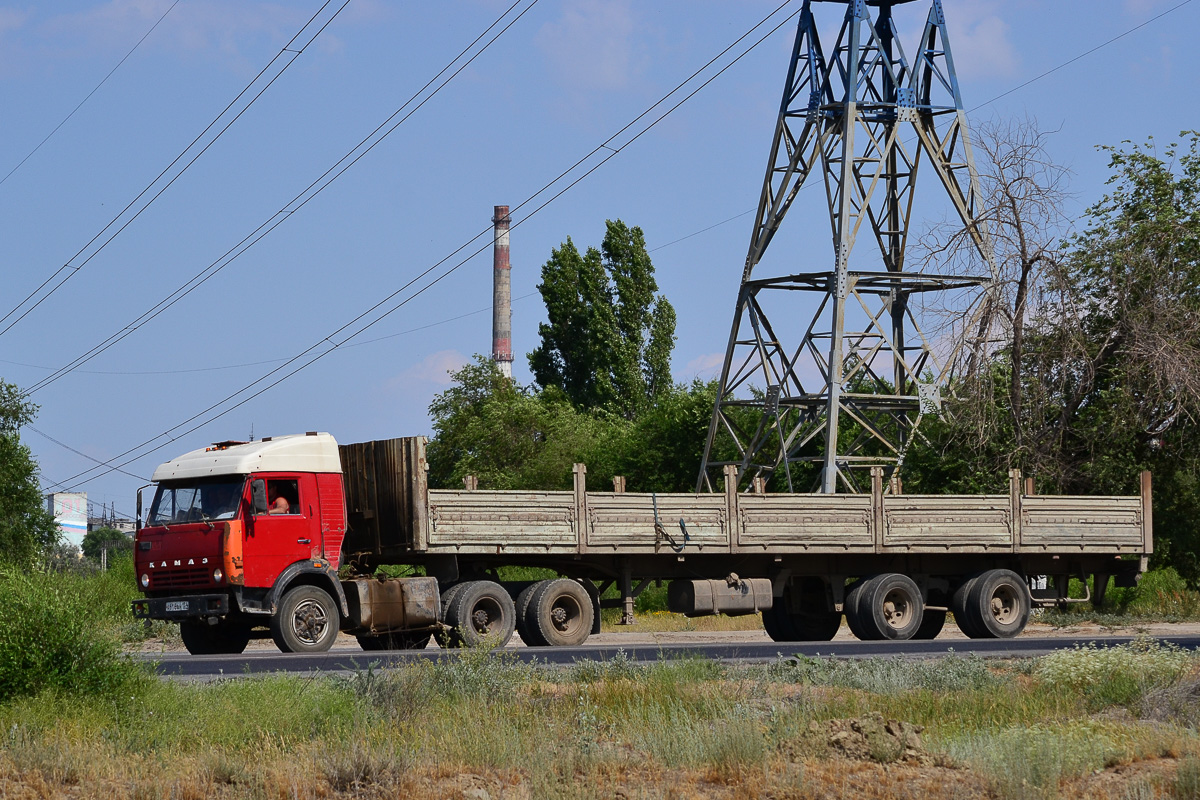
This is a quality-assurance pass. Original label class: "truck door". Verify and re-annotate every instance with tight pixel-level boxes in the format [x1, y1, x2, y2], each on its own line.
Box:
[243, 473, 321, 588]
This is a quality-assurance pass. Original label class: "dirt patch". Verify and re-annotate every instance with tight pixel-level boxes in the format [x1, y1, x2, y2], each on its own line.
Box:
[782, 713, 930, 765]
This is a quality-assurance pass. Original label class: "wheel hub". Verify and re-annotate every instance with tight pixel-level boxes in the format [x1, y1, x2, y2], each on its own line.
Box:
[292, 599, 328, 644]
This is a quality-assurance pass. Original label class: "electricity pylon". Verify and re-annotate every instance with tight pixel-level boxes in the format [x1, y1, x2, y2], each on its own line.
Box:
[698, 0, 997, 494]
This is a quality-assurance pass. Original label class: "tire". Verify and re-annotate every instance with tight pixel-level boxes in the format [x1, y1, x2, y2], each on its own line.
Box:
[761, 602, 795, 642]
[443, 580, 516, 648]
[270, 585, 339, 653]
[356, 631, 432, 651]
[912, 608, 946, 640]
[433, 582, 469, 647]
[854, 573, 923, 641]
[968, 569, 1032, 639]
[843, 578, 874, 641]
[180, 618, 251, 655]
[515, 581, 548, 646]
[526, 579, 593, 647]
[951, 573, 986, 638]
[790, 610, 842, 641]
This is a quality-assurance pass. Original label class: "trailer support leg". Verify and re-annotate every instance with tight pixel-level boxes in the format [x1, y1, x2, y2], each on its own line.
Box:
[1093, 573, 1109, 610]
[620, 564, 635, 626]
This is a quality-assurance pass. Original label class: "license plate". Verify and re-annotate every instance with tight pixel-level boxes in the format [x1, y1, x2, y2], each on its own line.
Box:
[165, 601, 189, 612]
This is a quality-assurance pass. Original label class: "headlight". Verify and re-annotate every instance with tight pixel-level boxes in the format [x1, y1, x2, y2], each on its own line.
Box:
[140, 573, 150, 588]
[212, 567, 223, 583]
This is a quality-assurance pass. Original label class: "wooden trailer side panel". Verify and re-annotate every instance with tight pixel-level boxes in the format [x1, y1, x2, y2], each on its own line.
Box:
[585, 493, 728, 551]
[736, 494, 873, 551]
[427, 490, 577, 551]
[1020, 496, 1144, 551]
[883, 495, 1012, 551]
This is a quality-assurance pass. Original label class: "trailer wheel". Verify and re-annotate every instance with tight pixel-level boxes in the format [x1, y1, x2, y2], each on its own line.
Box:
[434, 582, 469, 647]
[763, 600, 840, 642]
[356, 631, 432, 651]
[853, 573, 923, 640]
[967, 569, 1031, 638]
[527, 579, 593, 647]
[443, 580, 516, 648]
[951, 573, 986, 638]
[794, 610, 842, 641]
[271, 585, 339, 653]
[842, 578, 875, 641]
[912, 609, 946, 640]
[180, 618, 251, 655]
[515, 581, 547, 646]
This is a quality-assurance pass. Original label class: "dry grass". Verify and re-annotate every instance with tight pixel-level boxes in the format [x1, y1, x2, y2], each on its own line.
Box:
[0, 645, 1198, 799]
[601, 610, 769, 633]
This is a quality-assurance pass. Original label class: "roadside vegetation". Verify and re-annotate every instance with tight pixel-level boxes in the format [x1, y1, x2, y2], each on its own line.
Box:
[0, 640, 1198, 798]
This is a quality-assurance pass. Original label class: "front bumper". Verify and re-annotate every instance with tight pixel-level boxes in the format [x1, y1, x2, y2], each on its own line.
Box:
[132, 593, 230, 621]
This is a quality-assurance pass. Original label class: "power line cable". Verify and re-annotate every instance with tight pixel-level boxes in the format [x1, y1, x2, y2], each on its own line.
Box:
[23, 0, 539, 397]
[4, 292, 540, 376]
[58, 0, 1184, 488]
[0, 0, 350, 340]
[51, 2, 802, 491]
[0, 1, 181, 190]
[643, 0, 1198, 257]
[27, 426, 149, 484]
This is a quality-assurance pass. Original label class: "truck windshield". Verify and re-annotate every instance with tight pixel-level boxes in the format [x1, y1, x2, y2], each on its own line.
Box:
[148, 479, 245, 526]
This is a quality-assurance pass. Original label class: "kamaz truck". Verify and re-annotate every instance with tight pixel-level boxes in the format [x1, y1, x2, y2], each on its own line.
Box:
[132, 432, 1151, 654]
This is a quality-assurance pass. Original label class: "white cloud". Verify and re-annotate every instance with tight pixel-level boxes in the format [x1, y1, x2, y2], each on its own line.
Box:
[39, 1, 318, 67]
[0, 7, 30, 36]
[941, 1, 1016, 80]
[388, 349, 469, 389]
[896, 0, 1016, 82]
[535, 0, 644, 92]
[683, 351, 724, 379]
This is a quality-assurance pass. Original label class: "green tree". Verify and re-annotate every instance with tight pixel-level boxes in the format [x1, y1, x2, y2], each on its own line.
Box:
[81, 527, 131, 561]
[908, 132, 1200, 583]
[427, 356, 630, 490]
[0, 380, 58, 567]
[528, 220, 676, 418]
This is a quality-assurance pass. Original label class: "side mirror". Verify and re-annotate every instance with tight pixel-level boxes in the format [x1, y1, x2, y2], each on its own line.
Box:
[251, 479, 268, 514]
[136, 486, 147, 533]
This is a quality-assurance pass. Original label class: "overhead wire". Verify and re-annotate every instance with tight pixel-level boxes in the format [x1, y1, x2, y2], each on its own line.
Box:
[45, 0, 1196, 490]
[22, 0, 539, 397]
[51, 1, 803, 491]
[649, 0, 1199, 256]
[5, 292, 539, 376]
[0, 0, 350, 340]
[0, 1, 181, 190]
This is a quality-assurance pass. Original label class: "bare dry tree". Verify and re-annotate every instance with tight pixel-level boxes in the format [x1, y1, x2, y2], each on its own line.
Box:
[913, 116, 1072, 460]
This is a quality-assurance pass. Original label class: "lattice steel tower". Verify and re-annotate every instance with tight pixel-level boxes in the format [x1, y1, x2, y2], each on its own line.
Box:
[698, 0, 997, 494]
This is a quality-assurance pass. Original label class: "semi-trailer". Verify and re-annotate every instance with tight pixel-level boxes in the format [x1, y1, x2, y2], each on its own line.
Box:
[131, 432, 1151, 654]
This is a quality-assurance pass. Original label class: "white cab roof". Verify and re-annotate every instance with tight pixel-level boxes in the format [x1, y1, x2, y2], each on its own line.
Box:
[152, 433, 342, 482]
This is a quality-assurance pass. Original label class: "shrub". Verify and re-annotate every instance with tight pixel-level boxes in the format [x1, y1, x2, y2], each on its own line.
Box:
[0, 568, 147, 701]
[1035, 637, 1193, 709]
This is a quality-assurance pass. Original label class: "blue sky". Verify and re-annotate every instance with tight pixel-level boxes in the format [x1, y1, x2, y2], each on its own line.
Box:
[1, 0, 1196, 517]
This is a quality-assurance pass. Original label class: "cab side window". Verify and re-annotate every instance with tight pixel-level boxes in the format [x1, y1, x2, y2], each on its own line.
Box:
[265, 479, 300, 515]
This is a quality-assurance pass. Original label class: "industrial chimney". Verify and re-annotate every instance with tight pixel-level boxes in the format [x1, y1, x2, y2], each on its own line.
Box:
[491, 205, 513, 379]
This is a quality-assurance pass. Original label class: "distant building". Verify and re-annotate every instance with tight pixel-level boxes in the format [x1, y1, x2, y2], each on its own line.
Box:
[45, 492, 87, 549]
[87, 501, 135, 535]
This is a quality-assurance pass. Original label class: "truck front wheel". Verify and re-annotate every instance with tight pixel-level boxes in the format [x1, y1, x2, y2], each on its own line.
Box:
[271, 585, 339, 653]
[180, 618, 251, 655]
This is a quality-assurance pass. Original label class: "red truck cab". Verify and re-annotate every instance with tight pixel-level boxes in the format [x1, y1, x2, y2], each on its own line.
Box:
[131, 433, 350, 654]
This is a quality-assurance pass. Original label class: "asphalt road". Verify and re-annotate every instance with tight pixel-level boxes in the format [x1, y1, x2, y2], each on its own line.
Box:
[139, 634, 1200, 679]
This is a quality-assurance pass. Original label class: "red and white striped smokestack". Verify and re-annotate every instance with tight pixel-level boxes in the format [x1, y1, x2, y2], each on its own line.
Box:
[491, 205, 513, 379]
